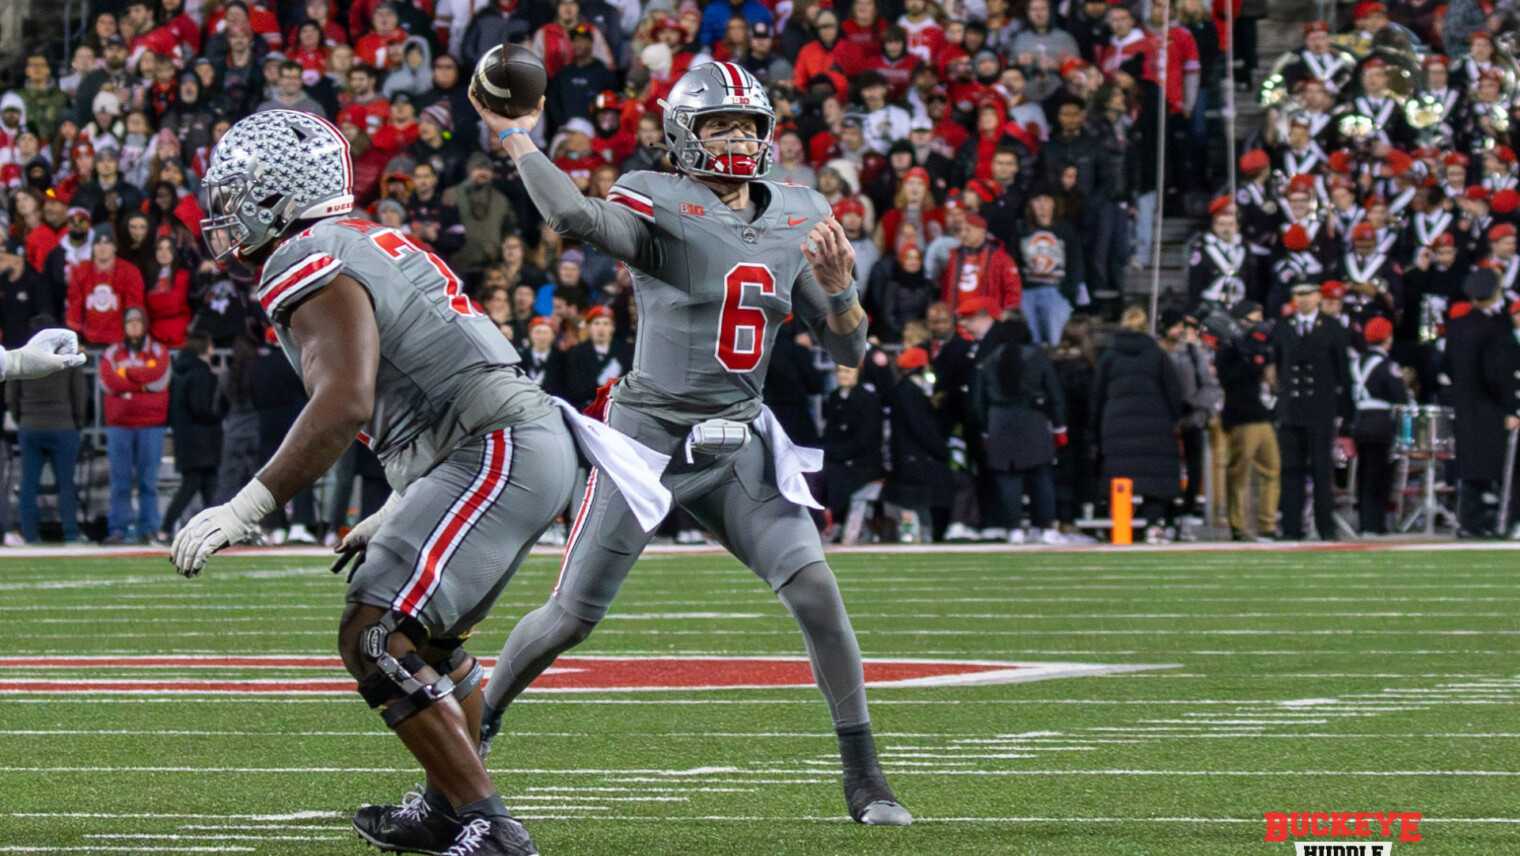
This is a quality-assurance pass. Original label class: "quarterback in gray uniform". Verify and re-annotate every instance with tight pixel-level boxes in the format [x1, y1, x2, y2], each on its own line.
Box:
[474, 62, 912, 826]
[169, 110, 651, 856]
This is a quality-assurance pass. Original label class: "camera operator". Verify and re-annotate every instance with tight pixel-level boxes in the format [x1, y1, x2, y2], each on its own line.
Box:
[1212, 300, 1280, 541]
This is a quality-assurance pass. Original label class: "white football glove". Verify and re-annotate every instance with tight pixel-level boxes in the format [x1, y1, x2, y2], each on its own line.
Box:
[171, 479, 277, 577]
[1, 328, 87, 381]
[331, 491, 401, 575]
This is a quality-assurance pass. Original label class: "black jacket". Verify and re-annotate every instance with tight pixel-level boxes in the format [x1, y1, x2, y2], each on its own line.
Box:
[1092, 329, 1184, 497]
[1445, 307, 1516, 480]
[1350, 347, 1409, 444]
[885, 376, 953, 507]
[1272, 312, 1352, 429]
[519, 345, 568, 401]
[563, 338, 632, 412]
[169, 350, 225, 472]
[973, 342, 1066, 472]
[0, 263, 53, 348]
[821, 385, 884, 479]
[762, 334, 823, 446]
[1216, 327, 1275, 429]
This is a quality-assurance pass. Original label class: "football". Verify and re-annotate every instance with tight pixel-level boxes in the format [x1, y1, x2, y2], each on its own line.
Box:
[471, 43, 548, 118]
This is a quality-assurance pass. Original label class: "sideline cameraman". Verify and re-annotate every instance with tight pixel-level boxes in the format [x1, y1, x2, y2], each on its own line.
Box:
[1213, 300, 1280, 541]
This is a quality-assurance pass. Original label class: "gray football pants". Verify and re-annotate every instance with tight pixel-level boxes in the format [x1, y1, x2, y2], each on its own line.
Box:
[484, 402, 871, 730]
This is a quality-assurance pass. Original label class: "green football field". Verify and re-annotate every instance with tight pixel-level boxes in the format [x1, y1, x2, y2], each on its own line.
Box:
[1, 544, 1518, 855]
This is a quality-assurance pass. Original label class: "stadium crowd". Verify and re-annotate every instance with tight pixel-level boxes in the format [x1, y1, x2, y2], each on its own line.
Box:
[2, 0, 1520, 546]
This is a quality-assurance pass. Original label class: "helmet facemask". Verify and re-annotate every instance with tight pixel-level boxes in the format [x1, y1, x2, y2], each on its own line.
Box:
[672, 107, 773, 180]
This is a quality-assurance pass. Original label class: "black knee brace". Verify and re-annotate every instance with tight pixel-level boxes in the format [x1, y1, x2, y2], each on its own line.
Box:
[354, 612, 457, 729]
[431, 646, 484, 702]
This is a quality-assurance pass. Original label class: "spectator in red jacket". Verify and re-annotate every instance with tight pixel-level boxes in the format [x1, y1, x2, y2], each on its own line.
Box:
[941, 213, 1022, 314]
[66, 232, 144, 346]
[143, 236, 190, 347]
[98, 306, 171, 543]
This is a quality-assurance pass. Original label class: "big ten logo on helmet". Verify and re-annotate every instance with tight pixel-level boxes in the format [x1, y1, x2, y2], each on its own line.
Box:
[1265, 812, 1421, 855]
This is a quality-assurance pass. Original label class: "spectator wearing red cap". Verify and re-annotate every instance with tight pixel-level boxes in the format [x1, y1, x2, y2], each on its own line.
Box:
[1277, 178, 1336, 269]
[533, 2, 614, 80]
[865, 241, 937, 343]
[1479, 145, 1518, 194]
[1318, 278, 1348, 325]
[562, 304, 631, 413]
[98, 304, 171, 544]
[518, 315, 567, 400]
[1353, 56, 1415, 149]
[1271, 221, 1330, 307]
[876, 165, 945, 256]
[1456, 31, 1499, 94]
[831, 196, 881, 286]
[1187, 196, 1258, 310]
[1272, 112, 1330, 180]
[1482, 222, 1520, 299]
[66, 231, 143, 347]
[1348, 315, 1407, 533]
[941, 212, 1022, 316]
[1338, 218, 1403, 327]
[1281, 20, 1352, 95]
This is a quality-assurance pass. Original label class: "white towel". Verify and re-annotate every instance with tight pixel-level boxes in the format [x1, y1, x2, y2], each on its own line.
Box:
[752, 406, 824, 510]
[550, 398, 672, 532]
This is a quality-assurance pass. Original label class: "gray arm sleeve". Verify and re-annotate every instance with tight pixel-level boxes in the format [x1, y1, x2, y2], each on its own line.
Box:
[1184, 72, 1200, 113]
[515, 151, 662, 271]
[793, 263, 868, 368]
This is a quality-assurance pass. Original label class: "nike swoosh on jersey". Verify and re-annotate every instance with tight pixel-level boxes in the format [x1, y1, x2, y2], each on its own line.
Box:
[788, 217, 808, 226]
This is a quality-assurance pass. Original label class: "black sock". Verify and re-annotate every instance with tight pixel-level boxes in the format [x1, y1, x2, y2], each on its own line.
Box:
[423, 784, 456, 818]
[837, 723, 895, 815]
[456, 794, 510, 822]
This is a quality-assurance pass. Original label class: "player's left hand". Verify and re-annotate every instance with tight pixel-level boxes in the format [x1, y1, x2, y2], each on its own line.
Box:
[1, 328, 86, 381]
[171, 480, 277, 577]
[331, 491, 400, 575]
[802, 216, 856, 295]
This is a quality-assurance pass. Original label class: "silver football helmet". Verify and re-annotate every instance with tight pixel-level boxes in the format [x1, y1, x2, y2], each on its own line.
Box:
[201, 110, 355, 262]
[660, 62, 774, 181]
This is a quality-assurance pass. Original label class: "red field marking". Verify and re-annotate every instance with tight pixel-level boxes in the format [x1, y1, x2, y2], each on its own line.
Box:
[0, 656, 1166, 695]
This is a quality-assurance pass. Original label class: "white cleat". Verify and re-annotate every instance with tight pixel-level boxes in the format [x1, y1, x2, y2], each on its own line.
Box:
[857, 800, 914, 826]
[286, 523, 317, 544]
[1038, 528, 1065, 545]
[980, 527, 1009, 542]
[1006, 528, 1027, 545]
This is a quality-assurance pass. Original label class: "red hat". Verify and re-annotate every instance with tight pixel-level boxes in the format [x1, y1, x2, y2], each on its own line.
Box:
[1385, 149, 1413, 176]
[1362, 194, 1386, 210]
[976, 95, 1007, 115]
[964, 213, 988, 229]
[1487, 222, 1517, 241]
[1352, 221, 1378, 241]
[943, 189, 964, 210]
[1469, 30, 1492, 42]
[1509, 298, 1520, 314]
[1208, 195, 1234, 217]
[903, 166, 931, 185]
[965, 179, 1000, 203]
[1292, 76, 1325, 94]
[1328, 150, 1355, 174]
[1450, 301, 1473, 319]
[1303, 19, 1330, 34]
[1479, 68, 1505, 85]
[1429, 232, 1456, 248]
[1327, 176, 1355, 192]
[956, 296, 993, 317]
[1494, 189, 1520, 214]
[896, 241, 922, 265]
[1059, 57, 1087, 78]
[1479, 256, 1507, 271]
[64, 205, 91, 220]
[896, 347, 930, 369]
[337, 104, 368, 129]
[1353, 1, 1386, 18]
[1364, 316, 1393, 343]
[831, 197, 865, 219]
[1363, 58, 1388, 71]
[1283, 223, 1311, 252]
[1464, 184, 1492, 201]
[652, 16, 682, 34]
[1239, 149, 1270, 174]
[1412, 147, 1439, 161]
[1320, 279, 1347, 299]
[1423, 53, 1450, 67]
[1493, 145, 1517, 164]
[1287, 173, 1317, 195]
[1444, 152, 1471, 167]
[584, 305, 613, 321]
[528, 315, 555, 331]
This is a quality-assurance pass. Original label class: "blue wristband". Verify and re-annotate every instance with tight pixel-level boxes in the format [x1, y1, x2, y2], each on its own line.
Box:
[498, 128, 527, 142]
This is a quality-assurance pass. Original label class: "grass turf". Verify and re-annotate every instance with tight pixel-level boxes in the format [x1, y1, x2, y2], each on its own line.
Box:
[0, 546, 1517, 854]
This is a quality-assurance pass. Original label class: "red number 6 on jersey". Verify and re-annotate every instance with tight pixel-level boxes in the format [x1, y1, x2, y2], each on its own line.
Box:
[715, 263, 776, 373]
[369, 229, 479, 317]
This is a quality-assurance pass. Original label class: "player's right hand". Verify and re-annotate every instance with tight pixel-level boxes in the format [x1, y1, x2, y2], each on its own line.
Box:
[171, 480, 276, 577]
[470, 90, 544, 140]
[1, 329, 87, 381]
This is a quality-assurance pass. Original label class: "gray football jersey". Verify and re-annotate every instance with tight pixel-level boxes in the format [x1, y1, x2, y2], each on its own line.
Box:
[603, 171, 838, 425]
[257, 216, 551, 489]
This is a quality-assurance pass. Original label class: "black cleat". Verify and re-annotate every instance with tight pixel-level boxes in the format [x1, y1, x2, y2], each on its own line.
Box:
[439, 817, 538, 856]
[354, 786, 462, 855]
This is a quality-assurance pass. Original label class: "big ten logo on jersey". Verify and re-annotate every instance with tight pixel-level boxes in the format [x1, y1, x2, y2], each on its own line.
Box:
[716, 262, 781, 373]
[368, 228, 480, 318]
[680, 202, 706, 216]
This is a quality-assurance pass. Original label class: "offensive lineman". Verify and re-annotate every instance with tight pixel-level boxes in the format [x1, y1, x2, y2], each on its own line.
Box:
[171, 110, 668, 856]
[468, 62, 910, 829]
